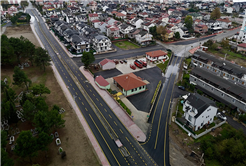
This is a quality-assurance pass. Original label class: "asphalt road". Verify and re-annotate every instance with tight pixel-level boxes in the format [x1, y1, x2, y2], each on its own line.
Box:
[172, 35, 216, 45]
[142, 56, 183, 166]
[27, 6, 157, 166]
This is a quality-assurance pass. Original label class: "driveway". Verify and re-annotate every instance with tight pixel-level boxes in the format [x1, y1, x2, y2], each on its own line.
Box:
[127, 67, 163, 113]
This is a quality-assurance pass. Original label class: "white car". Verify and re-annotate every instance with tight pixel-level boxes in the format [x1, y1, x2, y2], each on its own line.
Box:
[217, 113, 227, 121]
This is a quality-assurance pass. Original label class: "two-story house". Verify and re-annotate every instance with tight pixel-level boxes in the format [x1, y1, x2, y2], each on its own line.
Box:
[89, 1, 97, 11]
[106, 25, 120, 39]
[119, 23, 134, 37]
[135, 30, 153, 46]
[88, 13, 99, 22]
[216, 18, 232, 29]
[194, 25, 208, 34]
[183, 93, 218, 131]
[70, 35, 90, 54]
[92, 35, 112, 53]
[130, 18, 144, 29]
[141, 22, 155, 32]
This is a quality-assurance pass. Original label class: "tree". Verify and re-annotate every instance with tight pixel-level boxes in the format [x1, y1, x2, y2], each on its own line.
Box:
[220, 39, 229, 49]
[1, 100, 18, 124]
[31, 84, 50, 96]
[211, 7, 221, 20]
[184, 15, 193, 31]
[1, 130, 8, 148]
[9, 36, 25, 63]
[203, 39, 214, 47]
[1, 35, 15, 65]
[34, 97, 49, 112]
[81, 51, 95, 68]
[24, 39, 36, 66]
[156, 26, 167, 41]
[1, 148, 14, 166]
[1, 80, 9, 93]
[49, 109, 65, 130]
[13, 66, 32, 90]
[36, 131, 52, 158]
[15, 131, 38, 163]
[174, 32, 180, 39]
[34, 47, 51, 72]
[33, 111, 51, 133]
[23, 100, 36, 121]
[149, 26, 157, 38]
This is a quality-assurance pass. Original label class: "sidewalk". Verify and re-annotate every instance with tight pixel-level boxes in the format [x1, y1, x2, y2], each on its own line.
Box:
[79, 67, 147, 142]
[30, 15, 109, 166]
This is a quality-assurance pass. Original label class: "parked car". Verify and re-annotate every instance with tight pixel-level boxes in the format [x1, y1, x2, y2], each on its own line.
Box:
[120, 60, 123, 64]
[114, 59, 119, 64]
[217, 112, 227, 121]
[123, 60, 127, 63]
[134, 60, 143, 68]
[130, 64, 136, 70]
[139, 60, 147, 67]
[178, 86, 185, 91]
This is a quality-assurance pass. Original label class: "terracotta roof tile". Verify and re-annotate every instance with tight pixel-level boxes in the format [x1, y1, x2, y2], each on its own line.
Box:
[99, 59, 114, 66]
[146, 50, 168, 57]
[113, 73, 146, 91]
[95, 75, 109, 87]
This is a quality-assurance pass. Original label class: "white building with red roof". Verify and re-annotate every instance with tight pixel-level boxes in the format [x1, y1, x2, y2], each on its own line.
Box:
[89, 1, 97, 11]
[113, 73, 147, 97]
[216, 18, 231, 29]
[88, 13, 99, 22]
[106, 25, 120, 38]
[95, 75, 110, 90]
[99, 59, 116, 70]
[146, 50, 168, 62]
[7, 5, 18, 16]
[237, 43, 246, 52]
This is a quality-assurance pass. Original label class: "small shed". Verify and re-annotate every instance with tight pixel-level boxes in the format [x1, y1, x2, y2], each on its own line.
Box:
[99, 59, 115, 70]
[95, 75, 110, 89]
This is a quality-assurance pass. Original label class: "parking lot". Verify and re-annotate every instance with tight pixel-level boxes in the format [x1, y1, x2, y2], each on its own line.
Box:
[127, 66, 163, 113]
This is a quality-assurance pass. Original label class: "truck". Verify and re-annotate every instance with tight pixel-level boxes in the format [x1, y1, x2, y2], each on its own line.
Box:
[134, 60, 143, 68]
[139, 60, 147, 67]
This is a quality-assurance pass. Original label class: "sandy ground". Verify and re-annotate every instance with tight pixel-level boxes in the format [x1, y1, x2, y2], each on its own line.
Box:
[2, 25, 99, 166]
[4, 25, 40, 48]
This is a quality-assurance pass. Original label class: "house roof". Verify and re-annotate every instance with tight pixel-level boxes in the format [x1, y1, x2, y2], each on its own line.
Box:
[116, 12, 126, 17]
[238, 43, 246, 48]
[88, 13, 98, 17]
[95, 75, 109, 87]
[113, 73, 147, 91]
[186, 93, 216, 118]
[99, 59, 114, 66]
[217, 18, 231, 23]
[146, 50, 168, 58]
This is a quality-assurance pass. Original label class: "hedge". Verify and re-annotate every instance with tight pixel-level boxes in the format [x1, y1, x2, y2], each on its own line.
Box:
[151, 80, 162, 105]
[117, 100, 131, 115]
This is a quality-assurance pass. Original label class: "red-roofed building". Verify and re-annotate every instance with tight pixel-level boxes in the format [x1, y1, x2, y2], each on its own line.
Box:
[116, 12, 126, 19]
[168, 9, 175, 15]
[106, 25, 120, 38]
[89, 1, 97, 11]
[99, 59, 116, 70]
[95, 76, 110, 89]
[146, 50, 168, 62]
[7, 5, 18, 16]
[88, 13, 99, 22]
[194, 24, 208, 34]
[237, 43, 246, 52]
[113, 73, 147, 96]
[216, 18, 231, 29]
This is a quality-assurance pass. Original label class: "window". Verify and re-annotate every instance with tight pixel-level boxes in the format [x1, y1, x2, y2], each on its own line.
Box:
[194, 78, 196, 81]
[232, 99, 235, 103]
[210, 118, 212, 121]
[135, 88, 137, 91]
[188, 115, 192, 121]
[143, 86, 145, 89]
[139, 86, 141, 90]
[211, 88, 214, 91]
[131, 89, 134, 92]
[203, 83, 205, 87]
[201, 123, 203, 126]
[221, 93, 224, 97]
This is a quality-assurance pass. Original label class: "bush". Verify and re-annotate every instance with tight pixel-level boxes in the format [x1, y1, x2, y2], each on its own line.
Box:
[197, 89, 203, 95]
[151, 80, 162, 105]
[117, 100, 131, 115]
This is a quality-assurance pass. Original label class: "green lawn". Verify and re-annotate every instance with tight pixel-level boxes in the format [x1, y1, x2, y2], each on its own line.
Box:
[114, 41, 140, 50]
[156, 52, 172, 72]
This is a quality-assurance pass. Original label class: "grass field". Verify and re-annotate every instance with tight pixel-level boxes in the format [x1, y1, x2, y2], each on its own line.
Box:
[114, 41, 140, 50]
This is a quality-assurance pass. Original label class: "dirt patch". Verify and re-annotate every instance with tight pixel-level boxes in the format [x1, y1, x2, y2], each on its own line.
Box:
[2, 25, 100, 166]
[5, 25, 40, 48]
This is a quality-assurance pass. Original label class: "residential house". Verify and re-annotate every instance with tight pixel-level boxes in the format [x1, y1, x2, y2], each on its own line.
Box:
[115, 12, 126, 19]
[168, 9, 175, 15]
[66, 15, 74, 23]
[183, 93, 218, 131]
[119, 23, 134, 37]
[128, 29, 141, 39]
[130, 18, 144, 29]
[95, 22, 108, 33]
[135, 30, 153, 45]
[92, 35, 112, 53]
[194, 25, 208, 34]
[99, 59, 116, 70]
[205, 20, 222, 31]
[141, 22, 155, 32]
[238, 10, 246, 43]
[89, 1, 97, 11]
[70, 35, 90, 53]
[7, 5, 18, 16]
[171, 10, 182, 17]
[113, 73, 147, 97]
[88, 13, 99, 22]
[190, 51, 246, 112]
[53, 2, 63, 9]
[146, 50, 168, 62]
[188, 13, 203, 21]
[106, 25, 120, 38]
[237, 43, 246, 52]
[165, 30, 174, 40]
[138, 12, 148, 18]
[216, 18, 232, 29]
[75, 14, 87, 23]
[63, 29, 79, 43]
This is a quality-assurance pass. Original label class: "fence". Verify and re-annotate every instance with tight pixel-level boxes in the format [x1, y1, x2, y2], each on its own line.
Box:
[175, 119, 226, 139]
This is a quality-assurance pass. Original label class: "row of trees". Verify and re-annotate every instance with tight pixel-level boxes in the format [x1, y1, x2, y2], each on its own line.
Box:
[1, 35, 51, 71]
[1, 67, 65, 164]
[149, 25, 180, 41]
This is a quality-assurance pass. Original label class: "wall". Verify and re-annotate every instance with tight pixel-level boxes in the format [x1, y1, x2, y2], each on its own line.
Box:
[125, 85, 146, 96]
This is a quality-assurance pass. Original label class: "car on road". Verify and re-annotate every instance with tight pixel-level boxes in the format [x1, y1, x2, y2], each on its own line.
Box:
[139, 60, 147, 67]
[130, 64, 136, 70]
[178, 86, 185, 91]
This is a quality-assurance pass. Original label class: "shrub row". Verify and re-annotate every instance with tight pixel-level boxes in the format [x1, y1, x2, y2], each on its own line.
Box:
[117, 100, 131, 115]
[151, 80, 162, 105]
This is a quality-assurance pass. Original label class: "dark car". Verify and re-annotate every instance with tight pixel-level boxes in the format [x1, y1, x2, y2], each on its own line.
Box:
[114, 59, 119, 64]
[120, 60, 123, 64]
[178, 86, 185, 91]
[123, 60, 127, 63]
